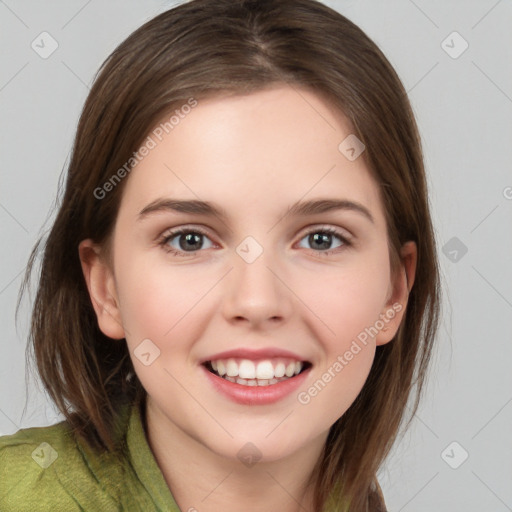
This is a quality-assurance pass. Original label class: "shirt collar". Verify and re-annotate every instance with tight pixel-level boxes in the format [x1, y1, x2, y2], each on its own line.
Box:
[125, 396, 181, 511]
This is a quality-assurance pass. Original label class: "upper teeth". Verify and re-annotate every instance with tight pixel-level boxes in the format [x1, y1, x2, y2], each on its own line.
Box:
[211, 358, 303, 380]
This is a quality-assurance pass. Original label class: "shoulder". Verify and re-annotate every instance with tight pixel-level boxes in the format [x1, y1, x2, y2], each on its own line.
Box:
[0, 421, 122, 511]
[0, 421, 79, 511]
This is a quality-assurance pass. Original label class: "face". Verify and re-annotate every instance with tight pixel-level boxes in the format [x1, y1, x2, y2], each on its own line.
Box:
[80, 85, 414, 464]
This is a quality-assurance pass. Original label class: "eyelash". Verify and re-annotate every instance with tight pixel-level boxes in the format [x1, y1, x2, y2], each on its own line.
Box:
[157, 226, 352, 258]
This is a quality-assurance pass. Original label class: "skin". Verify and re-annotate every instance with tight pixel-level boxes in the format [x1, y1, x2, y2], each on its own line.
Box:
[79, 85, 416, 512]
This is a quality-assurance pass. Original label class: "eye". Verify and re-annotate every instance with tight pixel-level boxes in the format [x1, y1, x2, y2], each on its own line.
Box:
[158, 227, 215, 257]
[158, 225, 351, 258]
[296, 226, 351, 256]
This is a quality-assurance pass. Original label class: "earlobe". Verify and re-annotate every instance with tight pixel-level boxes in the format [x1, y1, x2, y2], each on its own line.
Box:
[375, 241, 417, 346]
[78, 239, 125, 340]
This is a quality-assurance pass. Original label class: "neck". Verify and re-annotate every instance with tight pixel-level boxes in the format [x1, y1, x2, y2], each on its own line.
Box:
[144, 398, 326, 512]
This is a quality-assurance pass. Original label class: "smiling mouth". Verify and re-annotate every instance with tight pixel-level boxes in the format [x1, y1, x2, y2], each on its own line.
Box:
[202, 359, 312, 387]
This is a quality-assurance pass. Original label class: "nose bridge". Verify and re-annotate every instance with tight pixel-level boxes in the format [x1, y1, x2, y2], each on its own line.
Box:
[222, 234, 292, 325]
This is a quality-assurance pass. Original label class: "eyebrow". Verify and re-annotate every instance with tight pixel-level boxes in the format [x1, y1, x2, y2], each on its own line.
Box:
[138, 198, 374, 223]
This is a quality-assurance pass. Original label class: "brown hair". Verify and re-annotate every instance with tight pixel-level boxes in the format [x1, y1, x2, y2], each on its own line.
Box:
[18, 0, 440, 510]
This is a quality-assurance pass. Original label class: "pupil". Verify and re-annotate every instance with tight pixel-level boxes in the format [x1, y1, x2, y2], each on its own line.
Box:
[311, 232, 331, 250]
[180, 233, 202, 251]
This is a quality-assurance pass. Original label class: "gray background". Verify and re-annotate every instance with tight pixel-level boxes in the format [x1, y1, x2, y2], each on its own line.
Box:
[1, 0, 511, 510]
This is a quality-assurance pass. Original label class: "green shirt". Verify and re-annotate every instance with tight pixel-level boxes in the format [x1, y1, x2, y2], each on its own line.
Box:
[0, 400, 385, 511]
[0, 400, 180, 511]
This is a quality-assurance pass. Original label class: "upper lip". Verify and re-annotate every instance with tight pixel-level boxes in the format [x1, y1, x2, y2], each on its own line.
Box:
[200, 347, 310, 364]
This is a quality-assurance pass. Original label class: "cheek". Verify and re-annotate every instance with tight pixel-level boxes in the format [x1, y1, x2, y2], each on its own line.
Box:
[115, 252, 211, 340]
[295, 264, 388, 419]
[301, 257, 391, 345]
[114, 254, 209, 394]
[294, 255, 389, 414]
[298, 346, 375, 428]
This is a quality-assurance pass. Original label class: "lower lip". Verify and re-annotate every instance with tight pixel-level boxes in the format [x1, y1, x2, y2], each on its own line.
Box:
[201, 364, 312, 405]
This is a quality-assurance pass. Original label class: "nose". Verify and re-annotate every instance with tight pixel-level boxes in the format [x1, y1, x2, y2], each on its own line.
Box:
[221, 245, 294, 329]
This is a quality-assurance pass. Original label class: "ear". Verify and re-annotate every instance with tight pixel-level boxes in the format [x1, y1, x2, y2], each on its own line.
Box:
[78, 239, 126, 340]
[375, 241, 417, 346]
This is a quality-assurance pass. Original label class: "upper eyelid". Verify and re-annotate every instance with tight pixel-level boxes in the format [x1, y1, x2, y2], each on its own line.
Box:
[304, 224, 353, 239]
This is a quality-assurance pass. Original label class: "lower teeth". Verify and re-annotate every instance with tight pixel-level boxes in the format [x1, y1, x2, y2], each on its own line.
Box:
[220, 374, 291, 386]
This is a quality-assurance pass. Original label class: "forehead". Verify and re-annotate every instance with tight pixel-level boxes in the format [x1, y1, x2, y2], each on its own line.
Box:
[117, 85, 385, 227]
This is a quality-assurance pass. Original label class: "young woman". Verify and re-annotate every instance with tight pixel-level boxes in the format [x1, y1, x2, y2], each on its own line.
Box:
[1, 1, 440, 510]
